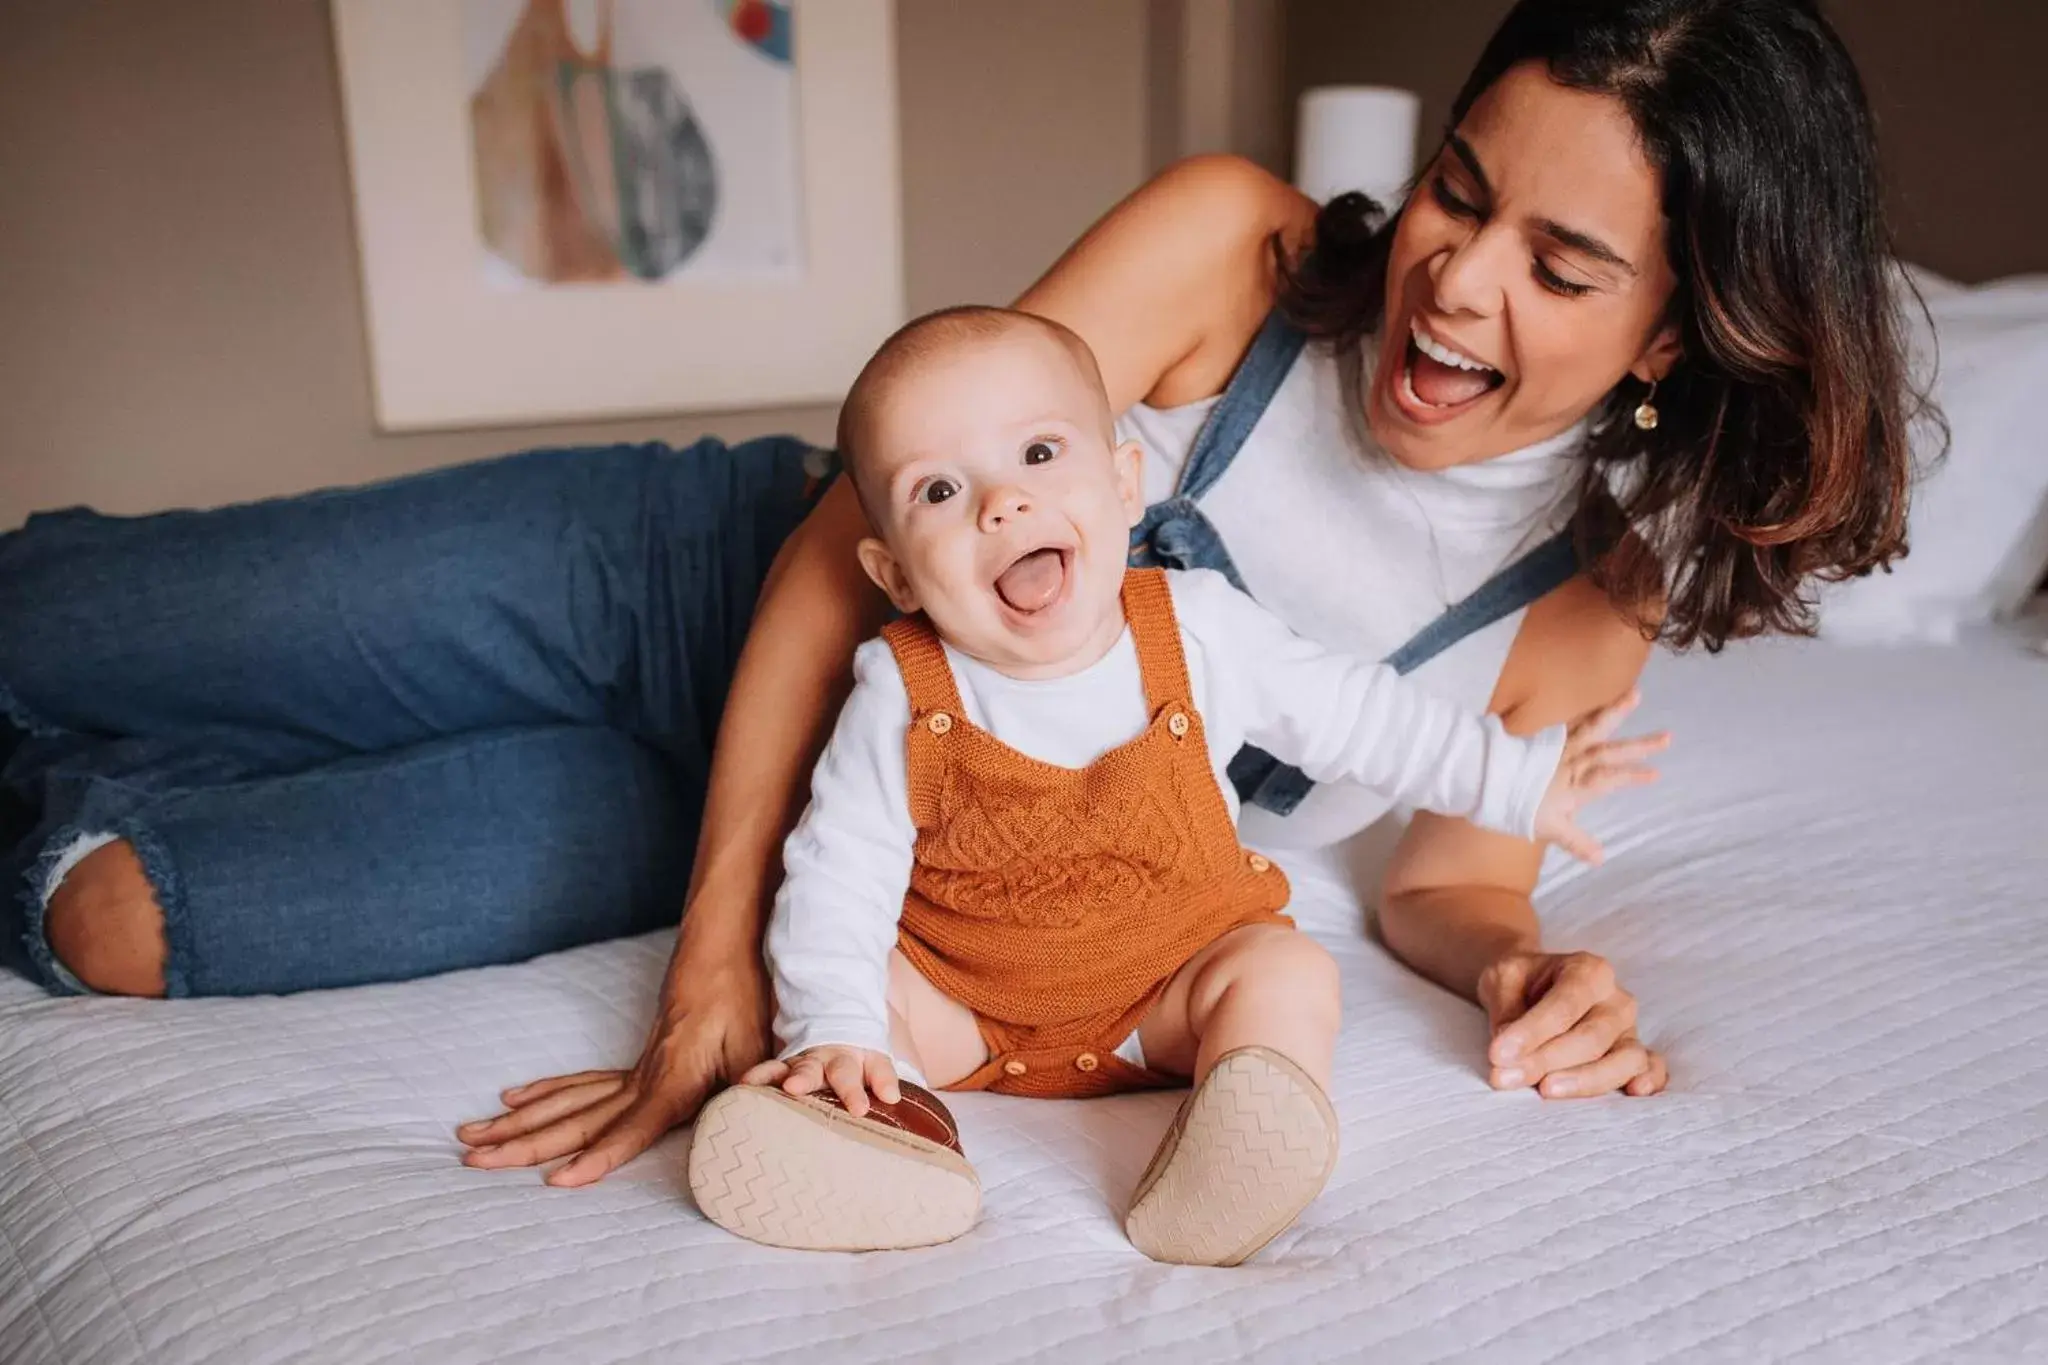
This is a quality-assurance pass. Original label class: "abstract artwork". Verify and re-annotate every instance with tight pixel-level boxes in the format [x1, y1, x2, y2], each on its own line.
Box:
[465, 0, 801, 287]
[331, 0, 901, 430]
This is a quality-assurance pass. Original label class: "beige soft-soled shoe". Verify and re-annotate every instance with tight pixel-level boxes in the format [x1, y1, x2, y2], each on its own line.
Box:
[688, 1081, 980, 1252]
[1123, 1046, 1338, 1266]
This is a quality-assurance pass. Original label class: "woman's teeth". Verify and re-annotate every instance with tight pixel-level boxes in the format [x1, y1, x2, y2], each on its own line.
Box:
[1410, 322, 1498, 375]
[1402, 321, 1506, 412]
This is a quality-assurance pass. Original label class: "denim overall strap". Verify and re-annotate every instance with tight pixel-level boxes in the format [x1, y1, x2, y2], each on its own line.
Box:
[1127, 310, 1308, 591]
[1123, 309, 1584, 818]
[1227, 525, 1582, 816]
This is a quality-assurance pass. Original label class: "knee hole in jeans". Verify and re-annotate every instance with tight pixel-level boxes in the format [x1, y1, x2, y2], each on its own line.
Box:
[43, 838, 169, 997]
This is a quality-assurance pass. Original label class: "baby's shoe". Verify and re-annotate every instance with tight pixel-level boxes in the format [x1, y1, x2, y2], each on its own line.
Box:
[1123, 1046, 1337, 1266]
[688, 1081, 980, 1251]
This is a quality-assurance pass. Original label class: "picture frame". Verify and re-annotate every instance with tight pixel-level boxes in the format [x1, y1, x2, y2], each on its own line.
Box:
[330, 0, 903, 431]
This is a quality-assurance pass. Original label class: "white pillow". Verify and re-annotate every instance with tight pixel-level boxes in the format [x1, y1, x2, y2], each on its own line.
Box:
[1819, 265, 2048, 644]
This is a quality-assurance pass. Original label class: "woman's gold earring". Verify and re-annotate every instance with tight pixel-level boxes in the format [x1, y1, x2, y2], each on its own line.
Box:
[1633, 381, 1660, 431]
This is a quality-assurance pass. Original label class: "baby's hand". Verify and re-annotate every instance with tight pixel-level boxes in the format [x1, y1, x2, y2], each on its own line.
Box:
[1533, 689, 1671, 865]
[741, 1045, 903, 1118]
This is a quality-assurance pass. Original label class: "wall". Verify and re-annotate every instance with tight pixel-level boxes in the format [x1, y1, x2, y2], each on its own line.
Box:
[0, 0, 1149, 525]
[1148, 0, 1286, 176]
[1281, 0, 2048, 285]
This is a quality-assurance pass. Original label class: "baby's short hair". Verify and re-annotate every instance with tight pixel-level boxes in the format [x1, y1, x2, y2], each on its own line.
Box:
[836, 305, 1110, 521]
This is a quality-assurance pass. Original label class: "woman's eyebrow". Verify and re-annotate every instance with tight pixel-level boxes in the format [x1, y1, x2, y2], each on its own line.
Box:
[1446, 132, 1494, 199]
[1446, 130, 1639, 279]
[1534, 218, 1638, 277]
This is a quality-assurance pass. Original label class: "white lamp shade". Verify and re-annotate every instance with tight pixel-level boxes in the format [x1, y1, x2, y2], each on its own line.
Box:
[1294, 86, 1422, 210]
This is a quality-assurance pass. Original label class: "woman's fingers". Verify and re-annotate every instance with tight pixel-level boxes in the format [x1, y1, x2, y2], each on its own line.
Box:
[1538, 1037, 1662, 1099]
[498, 1069, 621, 1108]
[1477, 954, 1536, 1033]
[458, 1077, 624, 1146]
[1480, 951, 1664, 1100]
[468, 956, 773, 1188]
[1490, 953, 1614, 1066]
[547, 1091, 692, 1188]
[550, 1047, 729, 1189]
[1510, 999, 1637, 1084]
[463, 1088, 637, 1170]
[1624, 1051, 1671, 1096]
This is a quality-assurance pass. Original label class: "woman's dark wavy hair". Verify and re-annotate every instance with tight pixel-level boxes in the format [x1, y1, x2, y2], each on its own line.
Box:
[1279, 0, 1932, 651]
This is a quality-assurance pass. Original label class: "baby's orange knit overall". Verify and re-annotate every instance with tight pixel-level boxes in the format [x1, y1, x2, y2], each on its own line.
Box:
[882, 568, 1294, 1100]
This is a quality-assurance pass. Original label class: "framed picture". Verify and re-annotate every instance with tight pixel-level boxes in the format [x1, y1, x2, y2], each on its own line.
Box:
[331, 0, 902, 431]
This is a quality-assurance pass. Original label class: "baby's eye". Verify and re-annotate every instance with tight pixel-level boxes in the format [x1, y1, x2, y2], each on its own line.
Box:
[1023, 440, 1059, 465]
[916, 478, 959, 506]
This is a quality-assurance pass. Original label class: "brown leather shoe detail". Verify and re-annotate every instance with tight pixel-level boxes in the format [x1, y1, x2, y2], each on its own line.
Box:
[807, 1081, 963, 1156]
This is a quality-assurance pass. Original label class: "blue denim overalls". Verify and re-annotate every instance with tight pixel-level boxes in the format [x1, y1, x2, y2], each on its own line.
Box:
[1129, 312, 1579, 817]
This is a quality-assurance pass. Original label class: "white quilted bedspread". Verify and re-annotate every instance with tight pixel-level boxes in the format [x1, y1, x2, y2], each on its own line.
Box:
[4, 630, 2047, 1364]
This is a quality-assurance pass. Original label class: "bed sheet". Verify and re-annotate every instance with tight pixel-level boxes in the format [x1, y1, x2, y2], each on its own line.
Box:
[4, 629, 2046, 1364]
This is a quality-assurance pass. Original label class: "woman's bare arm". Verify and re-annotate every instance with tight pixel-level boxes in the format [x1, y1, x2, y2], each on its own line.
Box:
[1017, 154, 1315, 411]
[1380, 576, 1671, 1099]
[679, 481, 883, 962]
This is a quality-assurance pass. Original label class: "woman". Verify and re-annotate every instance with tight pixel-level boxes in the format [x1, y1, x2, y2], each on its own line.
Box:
[2, 0, 1914, 1186]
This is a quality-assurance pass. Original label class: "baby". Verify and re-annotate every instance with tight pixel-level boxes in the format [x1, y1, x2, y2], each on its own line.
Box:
[687, 306, 1659, 1266]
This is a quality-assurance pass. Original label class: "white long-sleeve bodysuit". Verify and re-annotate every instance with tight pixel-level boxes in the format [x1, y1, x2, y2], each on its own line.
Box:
[766, 568, 1565, 1061]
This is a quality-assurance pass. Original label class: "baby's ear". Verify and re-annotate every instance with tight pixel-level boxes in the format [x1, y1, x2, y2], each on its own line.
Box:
[856, 537, 920, 614]
[1113, 439, 1146, 527]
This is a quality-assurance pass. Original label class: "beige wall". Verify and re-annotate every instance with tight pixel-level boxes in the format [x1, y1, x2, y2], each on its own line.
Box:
[0, 0, 1149, 525]
[1145, 0, 1285, 175]
[1281, 0, 2048, 285]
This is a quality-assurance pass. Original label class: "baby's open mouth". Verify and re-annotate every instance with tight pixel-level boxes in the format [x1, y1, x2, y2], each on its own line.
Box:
[993, 546, 1070, 613]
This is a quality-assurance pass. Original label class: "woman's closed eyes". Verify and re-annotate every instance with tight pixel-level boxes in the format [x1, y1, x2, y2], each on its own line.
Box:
[1427, 170, 1598, 300]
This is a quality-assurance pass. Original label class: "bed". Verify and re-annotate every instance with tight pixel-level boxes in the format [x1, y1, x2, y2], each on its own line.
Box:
[4, 619, 2044, 1364]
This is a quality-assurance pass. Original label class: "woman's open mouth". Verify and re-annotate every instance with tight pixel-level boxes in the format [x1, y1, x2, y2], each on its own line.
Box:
[992, 545, 1072, 615]
[1396, 320, 1505, 423]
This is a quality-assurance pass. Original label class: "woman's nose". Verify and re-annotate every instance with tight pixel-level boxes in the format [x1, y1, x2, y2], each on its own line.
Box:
[1429, 223, 1511, 319]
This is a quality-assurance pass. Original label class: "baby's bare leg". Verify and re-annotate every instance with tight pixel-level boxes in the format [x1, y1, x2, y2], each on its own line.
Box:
[885, 950, 989, 1087]
[1125, 923, 1341, 1266]
[1137, 924, 1341, 1089]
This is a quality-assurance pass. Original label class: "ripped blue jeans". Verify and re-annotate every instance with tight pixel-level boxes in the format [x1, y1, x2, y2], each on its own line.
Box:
[0, 438, 828, 996]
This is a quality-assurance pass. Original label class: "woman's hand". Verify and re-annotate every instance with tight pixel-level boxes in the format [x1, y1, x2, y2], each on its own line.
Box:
[1476, 949, 1667, 1098]
[456, 943, 772, 1185]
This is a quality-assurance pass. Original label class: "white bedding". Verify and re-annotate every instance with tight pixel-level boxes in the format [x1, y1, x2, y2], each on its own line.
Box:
[4, 628, 2046, 1365]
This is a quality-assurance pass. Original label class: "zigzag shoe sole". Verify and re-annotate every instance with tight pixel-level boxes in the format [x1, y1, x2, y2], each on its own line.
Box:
[688, 1083, 980, 1251]
[1123, 1046, 1338, 1266]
